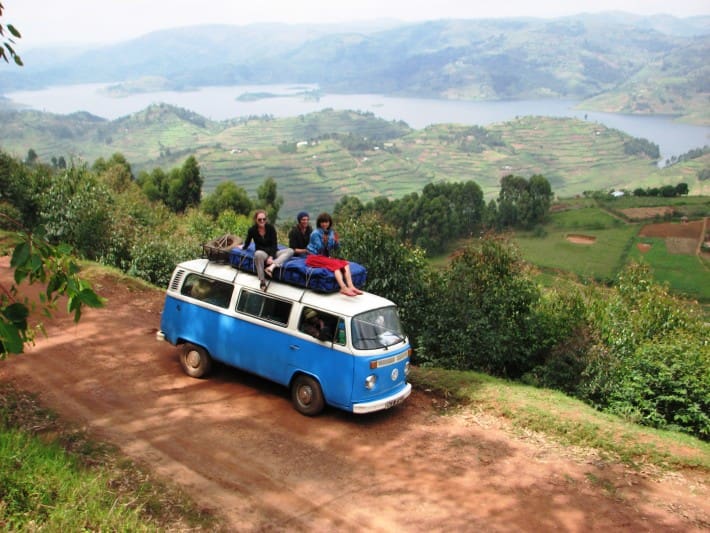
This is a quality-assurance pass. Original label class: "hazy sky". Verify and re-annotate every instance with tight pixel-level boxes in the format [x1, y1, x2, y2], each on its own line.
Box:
[5, 0, 709, 47]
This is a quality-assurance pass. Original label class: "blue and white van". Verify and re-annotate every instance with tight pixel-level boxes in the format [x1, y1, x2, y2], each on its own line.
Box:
[157, 258, 412, 416]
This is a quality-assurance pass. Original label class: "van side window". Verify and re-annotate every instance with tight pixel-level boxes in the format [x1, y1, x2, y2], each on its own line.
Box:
[181, 273, 233, 308]
[236, 290, 292, 326]
[299, 308, 339, 343]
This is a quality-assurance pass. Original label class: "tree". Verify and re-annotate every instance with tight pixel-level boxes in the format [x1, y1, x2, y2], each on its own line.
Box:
[256, 177, 283, 224]
[167, 155, 202, 213]
[418, 235, 543, 377]
[675, 182, 689, 196]
[0, 2, 22, 66]
[201, 181, 252, 218]
[25, 148, 38, 166]
[497, 174, 552, 229]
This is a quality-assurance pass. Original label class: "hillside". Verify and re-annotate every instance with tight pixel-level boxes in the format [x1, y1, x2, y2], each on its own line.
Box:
[1, 105, 707, 216]
[0, 259, 708, 531]
[1, 14, 708, 122]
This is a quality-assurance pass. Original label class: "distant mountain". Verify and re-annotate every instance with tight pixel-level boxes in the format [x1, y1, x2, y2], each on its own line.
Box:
[1, 13, 708, 121]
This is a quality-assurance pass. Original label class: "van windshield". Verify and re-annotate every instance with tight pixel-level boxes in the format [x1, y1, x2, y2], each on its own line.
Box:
[351, 307, 406, 350]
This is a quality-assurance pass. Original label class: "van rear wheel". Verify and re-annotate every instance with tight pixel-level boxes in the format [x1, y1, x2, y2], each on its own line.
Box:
[291, 374, 324, 416]
[180, 343, 212, 378]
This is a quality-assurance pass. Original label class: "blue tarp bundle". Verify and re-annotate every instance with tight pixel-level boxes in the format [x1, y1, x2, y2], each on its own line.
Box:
[228, 244, 367, 293]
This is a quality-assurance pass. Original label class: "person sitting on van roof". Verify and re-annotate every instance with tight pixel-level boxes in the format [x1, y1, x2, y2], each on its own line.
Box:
[288, 211, 313, 256]
[305, 212, 362, 297]
[243, 209, 294, 291]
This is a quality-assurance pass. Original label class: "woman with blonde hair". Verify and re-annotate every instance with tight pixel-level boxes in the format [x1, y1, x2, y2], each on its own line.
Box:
[242, 210, 293, 291]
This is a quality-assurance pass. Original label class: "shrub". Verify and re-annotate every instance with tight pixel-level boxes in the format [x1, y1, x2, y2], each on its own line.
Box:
[580, 262, 709, 439]
[417, 235, 543, 378]
[607, 335, 709, 439]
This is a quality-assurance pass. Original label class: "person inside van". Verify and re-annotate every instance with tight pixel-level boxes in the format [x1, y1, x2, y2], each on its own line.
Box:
[302, 308, 333, 341]
[288, 211, 312, 256]
[242, 209, 294, 291]
[305, 212, 363, 297]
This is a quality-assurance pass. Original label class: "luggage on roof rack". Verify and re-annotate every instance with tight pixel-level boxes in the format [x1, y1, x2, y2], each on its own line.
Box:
[229, 245, 367, 293]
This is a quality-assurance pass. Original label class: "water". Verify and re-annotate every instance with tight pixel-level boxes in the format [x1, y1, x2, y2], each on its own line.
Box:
[4, 83, 709, 164]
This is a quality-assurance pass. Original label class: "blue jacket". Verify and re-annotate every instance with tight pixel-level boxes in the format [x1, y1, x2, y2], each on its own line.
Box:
[307, 228, 340, 257]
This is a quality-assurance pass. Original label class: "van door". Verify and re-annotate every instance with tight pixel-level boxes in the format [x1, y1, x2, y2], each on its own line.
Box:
[233, 288, 296, 385]
[289, 310, 354, 410]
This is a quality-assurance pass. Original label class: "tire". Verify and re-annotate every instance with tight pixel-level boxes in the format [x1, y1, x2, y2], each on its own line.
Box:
[291, 374, 325, 416]
[180, 343, 212, 378]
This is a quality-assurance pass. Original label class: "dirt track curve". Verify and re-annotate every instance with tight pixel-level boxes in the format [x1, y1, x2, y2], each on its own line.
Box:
[0, 257, 707, 532]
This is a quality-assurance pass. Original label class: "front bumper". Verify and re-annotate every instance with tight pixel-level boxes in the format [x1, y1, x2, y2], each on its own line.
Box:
[352, 383, 412, 414]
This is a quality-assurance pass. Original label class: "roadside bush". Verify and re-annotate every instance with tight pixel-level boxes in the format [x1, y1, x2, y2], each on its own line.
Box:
[128, 232, 200, 287]
[38, 166, 115, 260]
[521, 285, 592, 393]
[417, 235, 543, 378]
[607, 334, 709, 439]
[580, 262, 709, 439]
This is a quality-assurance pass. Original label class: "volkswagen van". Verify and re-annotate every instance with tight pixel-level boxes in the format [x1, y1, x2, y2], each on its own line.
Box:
[157, 258, 412, 415]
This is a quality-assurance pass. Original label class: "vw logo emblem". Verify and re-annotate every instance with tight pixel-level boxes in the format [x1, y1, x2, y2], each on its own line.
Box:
[391, 368, 399, 381]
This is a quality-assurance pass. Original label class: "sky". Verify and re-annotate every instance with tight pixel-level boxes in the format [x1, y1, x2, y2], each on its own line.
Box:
[4, 0, 709, 47]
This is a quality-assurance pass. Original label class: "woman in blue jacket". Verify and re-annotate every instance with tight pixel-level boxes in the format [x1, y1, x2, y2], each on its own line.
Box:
[306, 212, 362, 296]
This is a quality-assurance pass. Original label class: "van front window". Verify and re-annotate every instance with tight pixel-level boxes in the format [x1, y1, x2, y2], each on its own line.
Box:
[351, 307, 405, 350]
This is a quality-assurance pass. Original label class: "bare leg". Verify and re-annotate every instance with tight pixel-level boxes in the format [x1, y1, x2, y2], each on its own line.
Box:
[334, 269, 356, 296]
[343, 264, 362, 294]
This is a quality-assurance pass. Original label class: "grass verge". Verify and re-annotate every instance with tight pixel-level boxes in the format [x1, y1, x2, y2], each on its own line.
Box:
[409, 366, 710, 472]
[0, 382, 218, 531]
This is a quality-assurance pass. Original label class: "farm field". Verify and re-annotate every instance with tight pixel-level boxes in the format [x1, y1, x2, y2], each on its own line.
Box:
[512, 200, 710, 307]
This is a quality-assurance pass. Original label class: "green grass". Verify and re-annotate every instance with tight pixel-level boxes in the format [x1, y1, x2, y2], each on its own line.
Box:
[514, 224, 640, 282]
[410, 367, 710, 471]
[629, 237, 710, 302]
[0, 383, 217, 531]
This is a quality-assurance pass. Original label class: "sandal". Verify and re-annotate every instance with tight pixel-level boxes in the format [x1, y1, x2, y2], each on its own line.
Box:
[260, 280, 268, 291]
[265, 265, 274, 277]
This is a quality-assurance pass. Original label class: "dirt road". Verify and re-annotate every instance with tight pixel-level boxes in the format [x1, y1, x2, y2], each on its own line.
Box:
[0, 258, 707, 532]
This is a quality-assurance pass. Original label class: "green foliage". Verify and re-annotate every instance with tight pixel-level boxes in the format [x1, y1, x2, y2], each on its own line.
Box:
[137, 156, 203, 213]
[201, 180, 252, 218]
[0, 229, 104, 357]
[337, 214, 430, 346]
[38, 165, 115, 260]
[623, 137, 660, 159]
[496, 174, 553, 229]
[343, 180, 486, 254]
[418, 235, 543, 377]
[256, 177, 283, 224]
[581, 262, 709, 439]
[0, 2, 22, 66]
[606, 335, 709, 438]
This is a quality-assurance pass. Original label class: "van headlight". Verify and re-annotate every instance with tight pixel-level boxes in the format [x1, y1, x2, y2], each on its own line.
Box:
[365, 374, 377, 390]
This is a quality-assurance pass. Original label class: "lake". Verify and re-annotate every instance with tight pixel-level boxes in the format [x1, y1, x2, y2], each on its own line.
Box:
[5, 83, 709, 165]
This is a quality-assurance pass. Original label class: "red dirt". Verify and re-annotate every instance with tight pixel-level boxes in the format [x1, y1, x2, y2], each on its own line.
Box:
[1, 257, 708, 532]
[639, 220, 705, 240]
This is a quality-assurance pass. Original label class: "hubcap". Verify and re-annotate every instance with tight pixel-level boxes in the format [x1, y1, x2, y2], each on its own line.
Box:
[186, 350, 201, 368]
[298, 385, 313, 405]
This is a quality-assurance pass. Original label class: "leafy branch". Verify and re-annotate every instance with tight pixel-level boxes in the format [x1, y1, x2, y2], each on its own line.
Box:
[0, 1, 23, 66]
[1, 220, 105, 357]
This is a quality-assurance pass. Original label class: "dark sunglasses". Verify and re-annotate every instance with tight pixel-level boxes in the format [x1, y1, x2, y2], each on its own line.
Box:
[257, 217, 266, 222]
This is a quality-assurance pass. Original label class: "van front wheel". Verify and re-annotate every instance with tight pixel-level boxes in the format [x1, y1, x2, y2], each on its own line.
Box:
[291, 374, 324, 416]
[180, 343, 212, 378]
